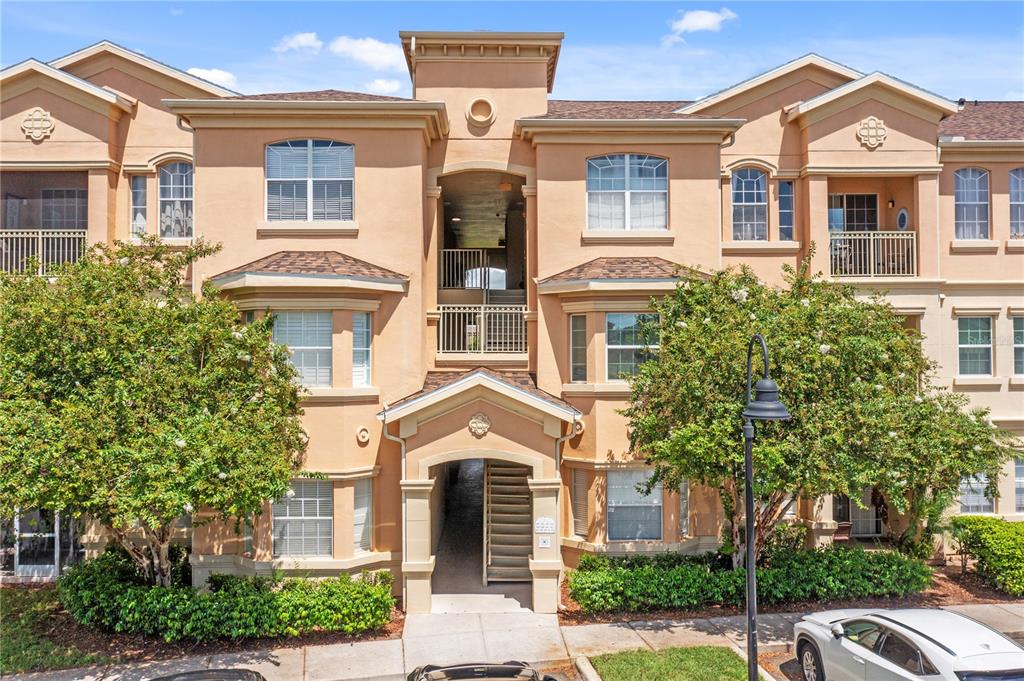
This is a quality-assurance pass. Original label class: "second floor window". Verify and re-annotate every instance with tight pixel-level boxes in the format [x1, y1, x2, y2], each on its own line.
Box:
[957, 317, 992, 376]
[569, 314, 587, 382]
[352, 312, 372, 387]
[130, 176, 147, 238]
[1014, 317, 1023, 376]
[732, 168, 767, 240]
[587, 153, 667, 231]
[606, 312, 659, 380]
[1011, 168, 1024, 238]
[266, 139, 354, 222]
[159, 162, 193, 238]
[273, 310, 333, 387]
[778, 180, 794, 241]
[954, 167, 989, 239]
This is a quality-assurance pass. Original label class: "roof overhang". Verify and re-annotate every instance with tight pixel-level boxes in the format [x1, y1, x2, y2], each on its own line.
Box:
[537, 278, 679, 295]
[379, 369, 579, 425]
[0, 59, 135, 113]
[515, 117, 745, 143]
[788, 72, 958, 123]
[210, 271, 408, 294]
[676, 54, 862, 114]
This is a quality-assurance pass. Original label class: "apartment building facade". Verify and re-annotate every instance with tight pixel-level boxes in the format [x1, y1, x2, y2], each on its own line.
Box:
[1, 33, 1021, 612]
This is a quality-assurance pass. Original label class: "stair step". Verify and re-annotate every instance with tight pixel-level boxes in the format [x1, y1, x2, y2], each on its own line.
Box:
[491, 545, 531, 557]
[488, 555, 528, 567]
[487, 567, 532, 582]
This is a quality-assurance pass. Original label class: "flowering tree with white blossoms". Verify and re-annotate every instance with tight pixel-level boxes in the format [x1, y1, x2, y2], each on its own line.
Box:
[0, 239, 307, 586]
[624, 258, 1014, 564]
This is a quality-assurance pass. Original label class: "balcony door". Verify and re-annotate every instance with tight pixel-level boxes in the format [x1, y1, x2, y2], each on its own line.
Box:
[833, 490, 883, 538]
[14, 510, 80, 578]
[828, 194, 878, 232]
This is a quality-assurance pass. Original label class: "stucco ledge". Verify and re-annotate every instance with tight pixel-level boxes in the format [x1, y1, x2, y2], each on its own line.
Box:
[950, 239, 999, 254]
[402, 557, 436, 576]
[1005, 239, 1024, 253]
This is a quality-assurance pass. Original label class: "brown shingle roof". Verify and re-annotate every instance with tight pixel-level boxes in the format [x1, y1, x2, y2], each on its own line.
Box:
[939, 101, 1024, 141]
[540, 257, 683, 284]
[222, 89, 412, 102]
[385, 367, 578, 415]
[213, 251, 407, 281]
[524, 100, 707, 120]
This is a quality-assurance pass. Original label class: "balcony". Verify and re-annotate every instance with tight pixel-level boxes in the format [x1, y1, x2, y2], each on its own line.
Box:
[437, 305, 527, 355]
[0, 230, 87, 275]
[829, 231, 916, 278]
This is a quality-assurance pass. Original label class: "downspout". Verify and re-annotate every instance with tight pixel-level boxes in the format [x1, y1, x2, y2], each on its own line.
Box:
[380, 405, 408, 610]
[553, 414, 579, 610]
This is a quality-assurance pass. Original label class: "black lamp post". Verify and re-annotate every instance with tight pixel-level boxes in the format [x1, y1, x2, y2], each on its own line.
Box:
[741, 334, 790, 681]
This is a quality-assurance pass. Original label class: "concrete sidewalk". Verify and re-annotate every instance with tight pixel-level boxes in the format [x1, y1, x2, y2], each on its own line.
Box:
[12, 603, 1024, 681]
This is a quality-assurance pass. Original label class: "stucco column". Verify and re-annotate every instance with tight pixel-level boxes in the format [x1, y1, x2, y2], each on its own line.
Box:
[805, 495, 837, 547]
[805, 174, 829, 273]
[914, 174, 940, 279]
[527, 478, 562, 614]
[87, 168, 115, 246]
[401, 478, 436, 613]
[523, 185, 539, 368]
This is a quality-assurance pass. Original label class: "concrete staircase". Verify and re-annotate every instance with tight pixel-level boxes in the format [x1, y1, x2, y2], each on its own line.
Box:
[484, 460, 532, 583]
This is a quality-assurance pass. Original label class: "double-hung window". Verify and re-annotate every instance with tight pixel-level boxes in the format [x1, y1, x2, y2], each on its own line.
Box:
[272, 480, 333, 556]
[959, 474, 993, 514]
[606, 312, 659, 380]
[678, 481, 690, 537]
[158, 162, 193, 238]
[273, 311, 333, 386]
[352, 312, 372, 387]
[353, 478, 372, 553]
[266, 139, 354, 222]
[40, 189, 87, 230]
[586, 153, 667, 230]
[1015, 317, 1024, 376]
[1016, 459, 1024, 513]
[569, 314, 587, 382]
[1011, 168, 1024, 238]
[732, 168, 768, 240]
[954, 168, 989, 239]
[130, 176, 147, 238]
[957, 317, 993, 376]
[571, 469, 588, 538]
[778, 181, 794, 241]
[607, 469, 662, 541]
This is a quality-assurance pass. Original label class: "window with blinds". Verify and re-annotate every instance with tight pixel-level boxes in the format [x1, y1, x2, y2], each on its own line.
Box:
[266, 139, 354, 221]
[272, 310, 332, 386]
[569, 314, 587, 383]
[272, 480, 333, 556]
[607, 469, 662, 541]
[353, 478, 372, 553]
[678, 481, 689, 537]
[571, 469, 588, 538]
[130, 176, 147, 238]
[158, 162, 193, 238]
[352, 312, 372, 387]
[586, 153, 668, 230]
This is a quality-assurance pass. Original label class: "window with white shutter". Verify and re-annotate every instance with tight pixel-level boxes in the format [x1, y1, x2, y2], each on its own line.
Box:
[353, 478, 372, 553]
[272, 480, 333, 556]
[266, 139, 354, 221]
[607, 469, 662, 541]
[571, 469, 588, 538]
[352, 312, 372, 387]
[272, 311, 333, 386]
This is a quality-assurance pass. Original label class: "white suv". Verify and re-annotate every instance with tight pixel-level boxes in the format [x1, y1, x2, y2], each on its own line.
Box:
[793, 608, 1024, 681]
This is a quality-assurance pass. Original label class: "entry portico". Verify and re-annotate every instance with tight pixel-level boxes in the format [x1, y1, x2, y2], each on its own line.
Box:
[380, 368, 580, 613]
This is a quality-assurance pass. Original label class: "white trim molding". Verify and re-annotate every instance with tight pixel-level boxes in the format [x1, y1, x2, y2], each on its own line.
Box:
[211, 272, 407, 294]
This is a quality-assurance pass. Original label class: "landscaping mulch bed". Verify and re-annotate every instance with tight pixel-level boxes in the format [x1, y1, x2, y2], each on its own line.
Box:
[557, 564, 1018, 626]
[3, 583, 404, 671]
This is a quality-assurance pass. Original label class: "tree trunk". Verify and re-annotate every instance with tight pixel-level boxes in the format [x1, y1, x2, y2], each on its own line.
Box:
[112, 523, 175, 587]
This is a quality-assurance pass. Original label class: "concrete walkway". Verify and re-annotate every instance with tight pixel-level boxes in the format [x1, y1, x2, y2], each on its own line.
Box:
[12, 603, 1023, 681]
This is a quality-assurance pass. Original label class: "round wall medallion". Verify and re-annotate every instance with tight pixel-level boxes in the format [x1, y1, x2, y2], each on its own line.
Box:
[468, 411, 491, 438]
[356, 426, 370, 444]
[466, 97, 496, 127]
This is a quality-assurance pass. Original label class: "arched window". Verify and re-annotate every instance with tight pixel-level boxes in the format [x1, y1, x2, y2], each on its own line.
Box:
[1010, 168, 1024, 239]
[266, 139, 354, 222]
[158, 162, 193, 238]
[731, 167, 768, 240]
[586, 153, 667, 231]
[954, 167, 989, 239]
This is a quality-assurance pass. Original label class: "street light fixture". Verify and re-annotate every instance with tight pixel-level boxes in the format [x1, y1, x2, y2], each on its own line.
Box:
[740, 334, 790, 681]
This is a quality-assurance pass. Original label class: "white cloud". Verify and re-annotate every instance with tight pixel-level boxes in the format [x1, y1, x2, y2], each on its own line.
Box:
[663, 8, 738, 46]
[329, 36, 405, 71]
[273, 32, 323, 55]
[365, 78, 402, 94]
[186, 67, 237, 88]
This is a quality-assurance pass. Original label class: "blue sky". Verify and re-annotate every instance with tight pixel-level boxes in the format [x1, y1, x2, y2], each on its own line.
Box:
[3, 2, 1022, 101]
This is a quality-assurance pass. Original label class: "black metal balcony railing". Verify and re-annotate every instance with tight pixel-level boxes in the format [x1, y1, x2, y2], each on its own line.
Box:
[0, 230, 87, 275]
[829, 231, 917, 278]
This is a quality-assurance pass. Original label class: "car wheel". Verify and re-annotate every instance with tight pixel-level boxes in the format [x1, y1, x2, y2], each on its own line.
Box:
[799, 641, 824, 681]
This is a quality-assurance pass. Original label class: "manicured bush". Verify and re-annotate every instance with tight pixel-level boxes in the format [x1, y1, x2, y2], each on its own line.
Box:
[950, 516, 1024, 597]
[59, 551, 395, 642]
[568, 546, 930, 613]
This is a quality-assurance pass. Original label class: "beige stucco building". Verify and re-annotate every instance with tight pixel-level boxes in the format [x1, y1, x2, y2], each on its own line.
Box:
[2, 33, 1021, 611]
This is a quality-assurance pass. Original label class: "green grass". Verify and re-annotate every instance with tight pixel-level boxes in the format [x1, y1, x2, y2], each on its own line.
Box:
[591, 645, 748, 681]
[0, 586, 112, 674]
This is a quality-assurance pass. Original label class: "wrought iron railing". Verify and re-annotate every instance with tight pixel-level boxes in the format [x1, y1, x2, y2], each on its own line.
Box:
[440, 248, 488, 289]
[829, 231, 916, 278]
[0, 230, 87, 274]
[437, 304, 527, 354]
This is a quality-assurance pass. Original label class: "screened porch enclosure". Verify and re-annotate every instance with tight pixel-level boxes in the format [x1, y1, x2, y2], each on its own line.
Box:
[1, 171, 88, 274]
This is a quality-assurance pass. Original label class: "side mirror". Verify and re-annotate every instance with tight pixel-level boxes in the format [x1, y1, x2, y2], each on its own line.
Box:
[831, 622, 845, 639]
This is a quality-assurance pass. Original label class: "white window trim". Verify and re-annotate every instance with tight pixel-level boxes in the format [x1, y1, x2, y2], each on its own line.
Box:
[272, 480, 334, 557]
[1014, 317, 1024, 376]
[732, 168, 769, 241]
[571, 468, 588, 538]
[1015, 458, 1024, 513]
[827, 193, 880, 232]
[778, 180, 795, 241]
[353, 478, 372, 553]
[158, 162, 194, 239]
[264, 139, 355, 223]
[605, 312, 659, 382]
[569, 313, 587, 383]
[39, 187, 88, 230]
[606, 469, 663, 542]
[959, 474, 995, 515]
[678, 480, 690, 537]
[352, 311, 372, 387]
[954, 167, 990, 240]
[957, 316, 994, 378]
[1010, 168, 1024, 238]
[273, 310, 333, 387]
[129, 175, 147, 239]
[586, 153, 668, 231]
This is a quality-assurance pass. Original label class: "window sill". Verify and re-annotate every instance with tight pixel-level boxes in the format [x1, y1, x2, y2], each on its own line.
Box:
[157, 237, 194, 247]
[721, 241, 801, 255]
[1005, 239, 1024, 253]
[257, 221, 358, 238]
[1008, 377, 1024, 389]
[950, 239, 998, 253]
[581, 230, 674, 245]
[952, 376, 1002, 389]
[302, 386, 380, 404]
[271, 551, 394, 572]
[435, 352, 528, 366]
[561, 382, 632, 397]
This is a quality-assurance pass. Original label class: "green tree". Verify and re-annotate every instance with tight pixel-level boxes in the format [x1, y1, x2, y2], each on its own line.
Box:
[0, 240, 307, 586]
[624, 258, 1014, 565]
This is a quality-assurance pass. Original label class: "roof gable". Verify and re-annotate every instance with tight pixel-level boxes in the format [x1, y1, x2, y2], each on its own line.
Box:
[50, 41, 236, 97]
[0, 58, 134, 112]
[790, 72, 958, 120]
[210, 251, 408, 293]
[677, 54, 861, 115]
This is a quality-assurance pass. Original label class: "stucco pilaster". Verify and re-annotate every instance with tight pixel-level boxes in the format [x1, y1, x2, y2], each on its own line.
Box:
[87, 167, 115, 246]
[528, 478, 562, 613]
[914, 173, 940, 279]
[401, 478, 436, 613]
[805, 174, 829, 272]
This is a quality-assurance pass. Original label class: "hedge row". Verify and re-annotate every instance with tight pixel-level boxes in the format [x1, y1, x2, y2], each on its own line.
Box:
[58, 551, 395, 642]
[950, 515, 1024, 597]
[568, 546, 931, 613]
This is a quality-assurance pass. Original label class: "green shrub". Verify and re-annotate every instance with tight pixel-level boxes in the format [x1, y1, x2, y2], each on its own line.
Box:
[59, 551, 395, 642]
[949, 516, 1024, 596]
[568, 546, 930, 613]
